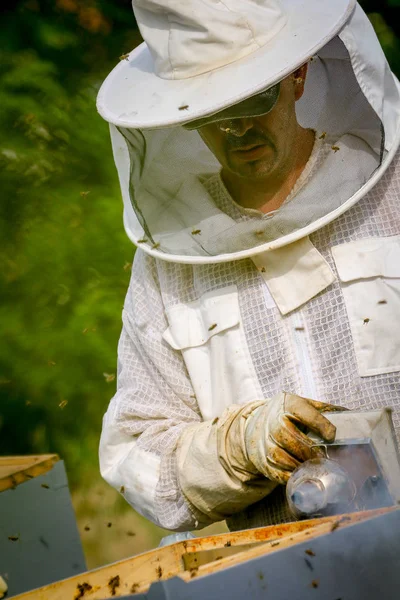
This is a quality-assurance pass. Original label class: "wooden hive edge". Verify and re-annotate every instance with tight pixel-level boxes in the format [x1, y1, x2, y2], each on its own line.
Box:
[180, 506, 398, 581]
[11, 507, 397, 599]
[0, 454, 60, 492]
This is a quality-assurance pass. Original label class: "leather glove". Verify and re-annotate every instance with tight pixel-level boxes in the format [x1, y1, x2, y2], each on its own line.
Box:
[245, 392, 345, 484]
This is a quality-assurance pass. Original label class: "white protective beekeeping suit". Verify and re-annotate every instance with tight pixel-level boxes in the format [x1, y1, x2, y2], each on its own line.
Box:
[97, 0, 400, 531]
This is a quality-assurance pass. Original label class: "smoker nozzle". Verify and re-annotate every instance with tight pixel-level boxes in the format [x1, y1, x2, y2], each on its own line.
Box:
[290, 479, 326, 515]
[287, 458, 356, 519]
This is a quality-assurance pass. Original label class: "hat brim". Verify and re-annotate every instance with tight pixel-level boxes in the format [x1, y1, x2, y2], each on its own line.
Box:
[97, 0, 356, 129]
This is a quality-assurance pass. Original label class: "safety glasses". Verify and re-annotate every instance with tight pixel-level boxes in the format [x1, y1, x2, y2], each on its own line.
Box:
[183, 83, 281, 130]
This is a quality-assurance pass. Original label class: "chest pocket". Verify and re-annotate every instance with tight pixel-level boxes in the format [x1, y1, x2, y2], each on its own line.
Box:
[163, 285, 262, 420]
[332, 235, 400, 377]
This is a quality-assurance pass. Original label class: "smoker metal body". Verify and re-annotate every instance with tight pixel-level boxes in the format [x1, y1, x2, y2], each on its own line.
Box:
[288, 408, 400, 518]
[130, 509, 400, 600]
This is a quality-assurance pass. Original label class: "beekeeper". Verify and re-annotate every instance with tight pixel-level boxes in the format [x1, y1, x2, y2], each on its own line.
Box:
[97, 0, 400, 531]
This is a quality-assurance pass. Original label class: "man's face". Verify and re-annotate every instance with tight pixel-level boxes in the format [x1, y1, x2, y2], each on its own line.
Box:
[197, 73, 303, 180]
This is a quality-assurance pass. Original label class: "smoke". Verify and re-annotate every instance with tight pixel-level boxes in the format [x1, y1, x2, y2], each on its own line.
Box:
[287, 443, 394, 520]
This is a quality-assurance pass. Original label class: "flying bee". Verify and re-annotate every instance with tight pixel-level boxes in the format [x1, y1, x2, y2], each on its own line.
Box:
[59, 400, 68, 409]
[319, 132, 327, 139]
[178, 105, 189, 111]
[152, 242, 161, 250]
[331, 145, 340, 152]
[191, 229, 201, 235]
[363, 318, 370, 325]
[119, 53, 130, 61]
[103, 372, 116, 383]
[80, 191, 90, 198]
[208, 323, 217, 331]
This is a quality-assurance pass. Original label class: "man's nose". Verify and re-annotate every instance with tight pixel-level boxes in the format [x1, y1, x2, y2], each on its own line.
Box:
[218, 118, 253, 137]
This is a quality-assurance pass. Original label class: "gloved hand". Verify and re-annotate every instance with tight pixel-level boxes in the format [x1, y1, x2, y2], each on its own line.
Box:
[245, 392, 345, 484]
[176, 392, 346, 523]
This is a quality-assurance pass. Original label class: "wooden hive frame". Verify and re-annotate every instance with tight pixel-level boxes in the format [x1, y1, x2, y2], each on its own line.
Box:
[12, 507, 396, 599]
[0, 455, 59, 493]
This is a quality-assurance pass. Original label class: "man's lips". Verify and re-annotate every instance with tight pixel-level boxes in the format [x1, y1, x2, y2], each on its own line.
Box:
[233, 143, 263, 151]
[230, 143, 270, 160]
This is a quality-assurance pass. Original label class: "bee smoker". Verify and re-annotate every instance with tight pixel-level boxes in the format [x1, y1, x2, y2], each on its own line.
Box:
[287, 408, 400, 519]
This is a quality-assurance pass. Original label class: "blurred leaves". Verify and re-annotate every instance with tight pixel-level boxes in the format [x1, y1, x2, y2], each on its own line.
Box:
[0, 0, 140, 483]
[361, 1, 400, 69]
[368, 12, 400, 75]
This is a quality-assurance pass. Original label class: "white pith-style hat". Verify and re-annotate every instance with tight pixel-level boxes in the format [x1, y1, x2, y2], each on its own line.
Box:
[97, 0, 356, 129]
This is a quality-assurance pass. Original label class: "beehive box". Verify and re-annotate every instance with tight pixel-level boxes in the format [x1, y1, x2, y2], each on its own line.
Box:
[12, 507, 400, 600]
[0, 455, 86, 597]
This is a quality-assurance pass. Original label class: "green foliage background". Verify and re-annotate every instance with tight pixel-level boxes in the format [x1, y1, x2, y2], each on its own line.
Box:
[0, 0, 399, 567]
[1, 0, 140, 480]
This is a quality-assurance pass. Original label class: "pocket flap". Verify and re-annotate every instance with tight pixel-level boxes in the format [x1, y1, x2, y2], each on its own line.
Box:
[332, 235, 400, 282]
[163, 285, 240, 350]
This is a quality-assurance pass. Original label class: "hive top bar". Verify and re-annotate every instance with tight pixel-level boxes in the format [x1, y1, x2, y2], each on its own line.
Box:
[0, 454, 59, 492]
[11, 507, 398, 600]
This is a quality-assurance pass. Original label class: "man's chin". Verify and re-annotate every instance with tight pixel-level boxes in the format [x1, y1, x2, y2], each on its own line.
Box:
[227, 158, 276, 180]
